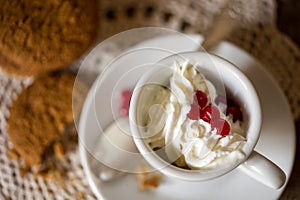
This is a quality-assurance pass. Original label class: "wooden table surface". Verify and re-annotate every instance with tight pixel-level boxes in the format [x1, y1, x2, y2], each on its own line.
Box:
[277, 0, 300, 199]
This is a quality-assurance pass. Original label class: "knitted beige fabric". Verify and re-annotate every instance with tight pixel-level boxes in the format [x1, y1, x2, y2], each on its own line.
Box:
[0, 0, 299, 199]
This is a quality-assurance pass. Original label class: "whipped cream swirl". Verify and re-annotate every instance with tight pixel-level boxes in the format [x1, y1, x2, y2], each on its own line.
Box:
[146, 61, 246, 170]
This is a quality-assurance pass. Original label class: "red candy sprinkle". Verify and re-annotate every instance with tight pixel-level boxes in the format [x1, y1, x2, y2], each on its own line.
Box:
[188, 90, 208, 120]
[120, 90, 132, 116]
[212, 118, 230, 137]
[200, 105, 220, 123]
[226, 105, 243, 122]
[194, 90, 208, 108]
[187, 103, 201, 120]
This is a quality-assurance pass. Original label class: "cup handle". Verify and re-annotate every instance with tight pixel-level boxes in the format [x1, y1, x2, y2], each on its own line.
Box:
[237, 151, 286, 189]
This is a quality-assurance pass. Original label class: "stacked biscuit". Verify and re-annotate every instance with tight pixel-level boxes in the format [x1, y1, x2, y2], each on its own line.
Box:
[1, 0, 98, 178]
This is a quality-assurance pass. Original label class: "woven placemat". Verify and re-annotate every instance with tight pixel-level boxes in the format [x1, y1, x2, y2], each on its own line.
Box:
[0, 0, 299, 199]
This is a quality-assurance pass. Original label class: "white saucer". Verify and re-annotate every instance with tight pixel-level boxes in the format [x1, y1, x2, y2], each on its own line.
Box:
[78, 34, 296, 200]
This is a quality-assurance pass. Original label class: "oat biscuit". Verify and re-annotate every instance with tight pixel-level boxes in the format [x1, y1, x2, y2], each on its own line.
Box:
[0, 0, 98, 76]
[7, 72, 76, 166]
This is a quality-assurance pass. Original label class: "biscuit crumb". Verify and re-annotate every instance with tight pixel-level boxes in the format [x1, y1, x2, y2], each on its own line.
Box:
[135, 164, 162, 190]
[53, 142, 65, 160]
[19, 166, 30, 178]
[139, 172, 162, 190]
[76, 191, 85, 199]
[37, 169, 66, 185]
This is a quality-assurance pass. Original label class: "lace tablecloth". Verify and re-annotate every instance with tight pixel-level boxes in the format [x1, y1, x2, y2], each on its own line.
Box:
[0, 0, 299, 199]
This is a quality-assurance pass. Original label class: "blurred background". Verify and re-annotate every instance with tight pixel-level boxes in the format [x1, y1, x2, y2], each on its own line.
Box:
[277, 0, 300, 47]
[277, 1, 300, 199]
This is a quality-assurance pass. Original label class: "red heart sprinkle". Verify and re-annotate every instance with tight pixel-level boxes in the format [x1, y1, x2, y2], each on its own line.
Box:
[187, 103, 201, 120]
[201, 105, 220, 123]
[226, 105, 243, 122]
[212, 118, 230, 137]
[120, 90, 132, 116]
[194, 90, 208, 108]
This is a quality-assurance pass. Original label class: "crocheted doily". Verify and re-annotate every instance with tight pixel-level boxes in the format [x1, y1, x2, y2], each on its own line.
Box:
[0, 0, 299, 199]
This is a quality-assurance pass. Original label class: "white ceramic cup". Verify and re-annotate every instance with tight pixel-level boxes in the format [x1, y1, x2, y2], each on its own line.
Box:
[129, 51, 286, 189]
